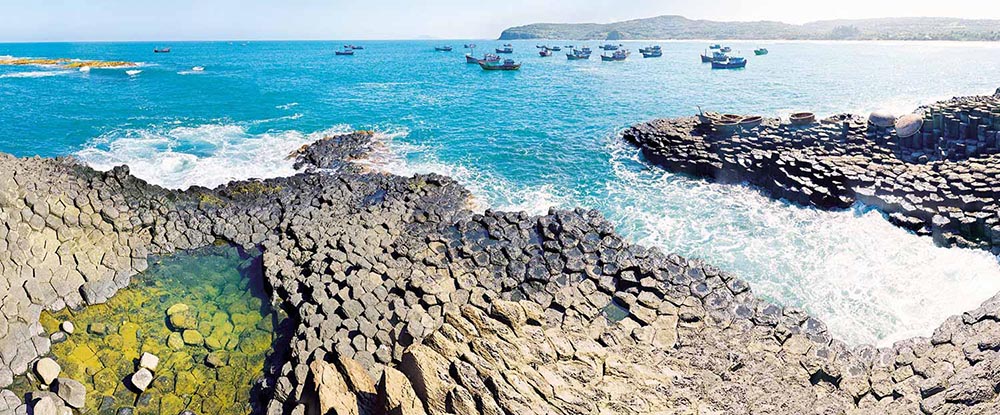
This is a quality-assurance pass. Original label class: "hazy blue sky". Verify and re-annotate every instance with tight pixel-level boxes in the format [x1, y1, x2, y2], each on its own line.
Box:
[3, 0, 1000, 41]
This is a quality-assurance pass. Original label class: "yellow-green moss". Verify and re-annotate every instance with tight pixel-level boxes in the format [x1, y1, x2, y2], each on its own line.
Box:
[11, 245, 278, 415]
[229, 182, 283, 196]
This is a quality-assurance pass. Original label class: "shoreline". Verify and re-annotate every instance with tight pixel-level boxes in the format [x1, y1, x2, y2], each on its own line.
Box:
[1, 124, 1000, 413]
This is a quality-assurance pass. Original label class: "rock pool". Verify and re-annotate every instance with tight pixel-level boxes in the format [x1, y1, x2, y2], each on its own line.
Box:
[11, 244, 279, 414]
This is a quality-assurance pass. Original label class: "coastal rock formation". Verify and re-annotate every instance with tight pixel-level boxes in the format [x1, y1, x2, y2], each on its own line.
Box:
[623, 92, 1000, 254]
[2, 122, 1000, 414]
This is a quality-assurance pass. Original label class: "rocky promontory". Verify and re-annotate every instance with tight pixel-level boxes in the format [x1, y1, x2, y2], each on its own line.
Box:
[2, 125, 1000, 414]
[624, 92, 1000, 254]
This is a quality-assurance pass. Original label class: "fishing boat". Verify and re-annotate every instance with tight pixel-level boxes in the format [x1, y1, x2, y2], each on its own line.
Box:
[153, 47, 171, 53]
[564, 45, 574, 49]
[601, 49, 628, 62]
[464, 44, 476, 48]
[600, 44, 619, 51]
[539, 48, 553, 57]
[479, 58, 521, 71]
[550, 46, 562, 52]
[468, 53, 500, 64]
[566, 49, 591, 60]
[711, 56, 747, 69]
[192, 66, 205, 72]
[641, 49, 662, 58]
[720, 46, 732, 53]
[754, 48, 769, 55]
[351, 45, 364, 50]
[496, 44, 514, 54]
[638, 45, 661, 54]
[335, 49, 355, 56]
[435, 46, 453, 52]
[709, 44, 721, 50]
[701, 50, 728, 62]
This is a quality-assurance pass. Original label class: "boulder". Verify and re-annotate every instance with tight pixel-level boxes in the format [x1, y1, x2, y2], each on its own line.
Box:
[130, 368, 153, 391]
[60, 321, 74, 334]
[138, 352, 159, 371]
[35, 358, 61, 385]
[181, 330, 203, 346]
[55, 378, 86, 408]
[31, 395, 59, 415]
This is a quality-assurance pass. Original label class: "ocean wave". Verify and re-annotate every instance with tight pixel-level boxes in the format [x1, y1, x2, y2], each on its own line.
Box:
[362, 133, 571, 216]
[75, 123, 352, 190]
[603, 138, 1000, 346]
[0, 70, 72, 79]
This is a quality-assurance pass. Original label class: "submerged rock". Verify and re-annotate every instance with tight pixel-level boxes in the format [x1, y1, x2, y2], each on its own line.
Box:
[129, 368, 153, 392]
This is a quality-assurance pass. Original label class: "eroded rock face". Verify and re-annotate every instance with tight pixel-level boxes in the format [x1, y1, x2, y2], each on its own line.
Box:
[2, 127, 1000, 414]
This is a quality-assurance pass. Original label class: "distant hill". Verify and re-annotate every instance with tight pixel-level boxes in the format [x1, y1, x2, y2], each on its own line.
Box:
[499, 15, 1000, 41]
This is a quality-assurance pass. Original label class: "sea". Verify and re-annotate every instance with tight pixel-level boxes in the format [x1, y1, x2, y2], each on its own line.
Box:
[3, 39, 1000, 346]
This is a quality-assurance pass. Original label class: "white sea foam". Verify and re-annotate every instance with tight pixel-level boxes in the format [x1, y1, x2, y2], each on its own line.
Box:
[603, 139, 1000, 346]
[364, 133, 571, 216]
[276, 102, 299, 110]
[0, 70, 72, 79]
[126, 70, 142, 76]
[76, 123, 352, 190]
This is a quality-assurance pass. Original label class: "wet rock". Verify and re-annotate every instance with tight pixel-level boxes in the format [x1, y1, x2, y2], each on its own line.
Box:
[138, 352, 159, 371]
[129, 368, 153, 392]
[181, 330, 203, 346]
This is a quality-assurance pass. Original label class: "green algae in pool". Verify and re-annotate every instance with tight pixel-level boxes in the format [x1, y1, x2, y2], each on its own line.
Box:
[23, 244, 278, 414]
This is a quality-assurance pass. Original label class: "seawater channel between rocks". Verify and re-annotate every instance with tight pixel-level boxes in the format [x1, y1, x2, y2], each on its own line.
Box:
[10, 243, 281, 414]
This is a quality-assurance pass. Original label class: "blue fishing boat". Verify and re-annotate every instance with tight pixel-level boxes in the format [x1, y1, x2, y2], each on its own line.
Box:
[435, 46, 453, 52]
[335, 48, 354, 56]
[720, 46, 732, 53]
[351, 45, 364, 50]
[600, 44, 620, 51]
[709, 44, 721, 50]
[641, 49, 662, 58]
[638, 45, 661, 54]
[754, 48, 769, 55]
[700, 50, 728, 63]
[566, 49, 591, 60]
[479, 58, 521, 71]
[601, 49, 628, 62]
[550, 46, 562, 52]
[496, 44, 514, 54]
[153, 47, 171, 53]
[464, 44, 476, 48]
[711, 56, 747, 69]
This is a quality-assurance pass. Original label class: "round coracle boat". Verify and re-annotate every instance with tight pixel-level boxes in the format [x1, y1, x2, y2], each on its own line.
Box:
[789, 112, 816, 126]
[738, 116, 763, 129]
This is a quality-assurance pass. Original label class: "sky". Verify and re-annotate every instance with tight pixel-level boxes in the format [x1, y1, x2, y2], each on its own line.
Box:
[3, 0, 1000, 41]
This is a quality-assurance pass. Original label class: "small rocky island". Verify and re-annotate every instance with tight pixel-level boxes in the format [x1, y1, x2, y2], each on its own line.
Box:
[1, 107, 1000, 415]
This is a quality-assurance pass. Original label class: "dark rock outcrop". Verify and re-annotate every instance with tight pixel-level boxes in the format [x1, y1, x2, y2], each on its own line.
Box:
[623, 93, 1000, 254]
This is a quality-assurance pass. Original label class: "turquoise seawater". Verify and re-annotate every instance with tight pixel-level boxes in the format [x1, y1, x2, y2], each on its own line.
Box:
[4, 40, 1000, 345]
